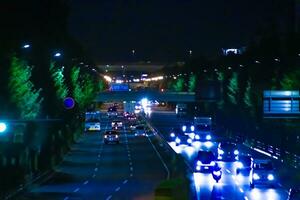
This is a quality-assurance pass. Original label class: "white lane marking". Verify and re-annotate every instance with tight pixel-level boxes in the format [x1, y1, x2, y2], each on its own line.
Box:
[129, 162, 132, 166]
[123, 180, 128, 184]
[98, 155, 101, 157]
[73, 188, 80, 193]
[226, 169, 231, 173]
[106, 195, 112, 200]
[128, 153, 131, 157]
[130, 167, 133, 171]
[146, 133, 170, 180]
[115, 187, 121, 192]
[239, 188, 244, 193]
[83, 180, 89, 185]
[130, 173, 133, 177]
[244, 196, 249, 200]
[94, 168, 98, 171]
[63, 197, 69, 200]
[92, 174, 96, 178]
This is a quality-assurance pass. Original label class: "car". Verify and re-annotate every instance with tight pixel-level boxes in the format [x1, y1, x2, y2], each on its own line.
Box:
[104, 130, 120, 144]
[107, 106, 118, 117]
[249, 159, 277, 188]
[287, 188, 300, 200]
[193, 124, 212, 141]
[217, 142, 239, 161]
[129, 122, 139, 131]
[194, 150, 218, 172]
[84, 118, 101, 132]
[181, 122, 195, 134]
[174, 128, 193, 146]
[134, 125, 147, 136]
[111, 120, 123, 130]
[236, 155, 253, 175]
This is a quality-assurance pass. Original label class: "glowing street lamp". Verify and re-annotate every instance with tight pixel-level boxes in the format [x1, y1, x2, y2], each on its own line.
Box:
[23, 44, 30, 49]
[0, 122, 7, 134]
[54, 52, 62, 57]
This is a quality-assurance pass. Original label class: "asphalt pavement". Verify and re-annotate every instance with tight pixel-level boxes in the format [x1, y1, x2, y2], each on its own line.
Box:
[16, 116, 168, 200]
[147, 110, 290, 200]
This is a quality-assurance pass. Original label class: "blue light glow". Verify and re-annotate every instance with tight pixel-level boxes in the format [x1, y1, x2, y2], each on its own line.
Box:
[0, 122, 7, 133]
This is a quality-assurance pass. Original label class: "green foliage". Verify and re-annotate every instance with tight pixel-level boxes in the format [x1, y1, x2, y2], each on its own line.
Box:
[244, 79, 255, 116]
[188, 75, 196, 92]
[217, 72, 224, 81]
[98, 78, 106, 92]
[173, 77, 184, 92]
[9, 56, 43, 119]
[227, 72, 239, 105]
[71, 67, 97, 110]
[49, 62, 68, 100]
[280, 69, 300, 90]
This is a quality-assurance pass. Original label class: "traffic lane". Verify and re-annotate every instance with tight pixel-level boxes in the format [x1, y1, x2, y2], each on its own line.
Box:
[19, 132, 104, 200]
[78, 118, 168, 200]
[148, 111, 288, 200]
[105, 131, 168, 200]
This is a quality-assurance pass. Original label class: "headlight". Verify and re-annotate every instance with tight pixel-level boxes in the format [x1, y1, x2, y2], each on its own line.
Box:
[195, 135, 200, 140]
[196, 166, 201, 171]
[234, 150, 239, 155]
[236, 162, 243, 169]
[253, 173, 260, 180]
[104, 135, 107, 138]
[213, 170, 221, 176]
[210, 161, 216, 166]
[206, 135, 212, 140]
[187, 138, 192, 143]
[170, 133, 175, 137]
[182, 126, 187, 132]
[175, 138, 181, 143]
[191, 125, 195, 131]
[267, 174, 274, 181]
[218, 149, 224, 155]
[115, 135, 118, 138]
[197, 161, 202, 166]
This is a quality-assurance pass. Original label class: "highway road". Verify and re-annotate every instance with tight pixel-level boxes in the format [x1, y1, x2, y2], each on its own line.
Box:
[147, 110, 291, 200]
[17, 116, 168, 200]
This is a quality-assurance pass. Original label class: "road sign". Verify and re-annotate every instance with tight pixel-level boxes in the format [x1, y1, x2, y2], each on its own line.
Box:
[264, 90, 300, 118]
[64, 97, 75, 109]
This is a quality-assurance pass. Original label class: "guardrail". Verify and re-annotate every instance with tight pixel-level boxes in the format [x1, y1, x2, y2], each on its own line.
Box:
[238, 137, 300, 169]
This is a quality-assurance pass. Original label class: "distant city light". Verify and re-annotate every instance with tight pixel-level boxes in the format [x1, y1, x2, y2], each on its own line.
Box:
[54, 52, 61, 57]
[23, 44, 30, 48]
[104, 75, 112, 82]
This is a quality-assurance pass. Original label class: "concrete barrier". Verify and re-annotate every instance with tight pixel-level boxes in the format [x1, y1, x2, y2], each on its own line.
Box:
[155, 178, 190, 200]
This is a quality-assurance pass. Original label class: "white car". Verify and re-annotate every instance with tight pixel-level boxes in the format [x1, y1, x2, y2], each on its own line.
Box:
[250, 159, 277, 188]
[85, 118, 101, 132]
[111, 120, 123, 129]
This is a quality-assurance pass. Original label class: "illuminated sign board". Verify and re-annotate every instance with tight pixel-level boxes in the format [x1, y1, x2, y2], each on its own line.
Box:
[263, 90, 300, 118]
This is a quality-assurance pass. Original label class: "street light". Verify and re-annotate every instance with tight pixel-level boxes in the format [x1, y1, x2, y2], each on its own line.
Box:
[0, 122, 7, 134]
[22, 44, 30, 49]
[54, 52, 62, 57]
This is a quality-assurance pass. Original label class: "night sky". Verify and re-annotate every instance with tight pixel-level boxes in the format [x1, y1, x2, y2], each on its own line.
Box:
[69, 0, 276, 62]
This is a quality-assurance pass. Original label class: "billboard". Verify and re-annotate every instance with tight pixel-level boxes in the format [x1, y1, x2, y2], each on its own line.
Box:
[263, 90, 300, 118]
[110, 83, 129, 91]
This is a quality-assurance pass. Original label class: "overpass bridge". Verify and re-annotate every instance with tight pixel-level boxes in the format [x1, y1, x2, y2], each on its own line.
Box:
[95, 91, 196, 102]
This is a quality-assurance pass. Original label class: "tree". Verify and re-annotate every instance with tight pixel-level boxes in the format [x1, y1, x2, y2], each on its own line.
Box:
[188, 74, 196, 92]
[49, 62, 68, 100]
[227, 72, 239, 105]
[71, 66, 97, 110]
[244, 79, 254, 116]
[280, 69, 300, 90]
[173, 77, 184, 92]
[8, 56, 43, 119]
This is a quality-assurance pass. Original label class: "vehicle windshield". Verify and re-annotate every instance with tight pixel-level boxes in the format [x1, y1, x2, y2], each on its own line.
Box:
[254, 162, 273, 170]
[197, 152, 215, 162]
[136, 126, 144, 130]
[239, 157, 252, 165]
[196, 124, 211, 131]
[220, 143, 236, 149]
[108, 107, 117, 112]
[105, 131, 118, 135]
[86, 118, 100, 123]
